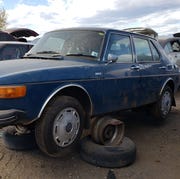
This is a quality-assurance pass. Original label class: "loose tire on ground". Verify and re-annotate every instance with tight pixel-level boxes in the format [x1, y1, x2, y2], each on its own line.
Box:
[2, 127, 37, 150]
[35, 95, 85, 157]
[91, 116, 125, 146]
[80, 136, 136, 168]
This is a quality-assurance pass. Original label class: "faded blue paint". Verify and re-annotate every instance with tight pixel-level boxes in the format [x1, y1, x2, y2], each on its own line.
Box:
[0, 27, 179, 126]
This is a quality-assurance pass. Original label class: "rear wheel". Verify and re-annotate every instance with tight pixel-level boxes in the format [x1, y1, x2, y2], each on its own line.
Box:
[35, 95, 85, 157]
[151, 86, 173, 125]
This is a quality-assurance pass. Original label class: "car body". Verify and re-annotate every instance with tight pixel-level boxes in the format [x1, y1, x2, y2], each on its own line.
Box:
[0, 27, 179, 157]
[0, 30, 16, 41]
[0, 41, 33, 60]
[158, 37, 180, 67]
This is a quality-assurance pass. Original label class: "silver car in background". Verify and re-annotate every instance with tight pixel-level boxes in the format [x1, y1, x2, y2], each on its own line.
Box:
[159, 37, 180, 67]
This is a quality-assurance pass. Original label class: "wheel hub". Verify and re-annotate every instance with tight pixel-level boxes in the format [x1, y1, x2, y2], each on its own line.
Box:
[91, 117, 125, 146]
[161, 91, 171, 115]
[103, 125, 116, 141]
[53, 107, 80, 147]
[66, 122, 73, 133]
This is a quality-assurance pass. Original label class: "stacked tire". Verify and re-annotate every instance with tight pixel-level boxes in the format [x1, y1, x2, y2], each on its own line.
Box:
[80, 136, 136, 168]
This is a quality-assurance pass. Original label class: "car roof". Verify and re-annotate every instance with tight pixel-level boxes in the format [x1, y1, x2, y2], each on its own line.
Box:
[5, 28, 39, 38]
[0, 41, 33, 45]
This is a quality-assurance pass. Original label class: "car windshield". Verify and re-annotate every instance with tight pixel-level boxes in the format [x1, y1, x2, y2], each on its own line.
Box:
[26, 29, 105, 59]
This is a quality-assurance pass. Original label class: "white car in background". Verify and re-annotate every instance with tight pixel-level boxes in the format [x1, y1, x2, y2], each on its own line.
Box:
[0, 28, 38, 60]
[0, 41, 33, 60]
[159, 35, 180, 67]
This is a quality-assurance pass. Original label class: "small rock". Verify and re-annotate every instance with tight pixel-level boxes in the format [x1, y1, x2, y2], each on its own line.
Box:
[107, 170, 116, 179]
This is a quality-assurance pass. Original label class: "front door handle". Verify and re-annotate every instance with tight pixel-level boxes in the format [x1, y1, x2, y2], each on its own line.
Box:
[95, 72, 102, 77]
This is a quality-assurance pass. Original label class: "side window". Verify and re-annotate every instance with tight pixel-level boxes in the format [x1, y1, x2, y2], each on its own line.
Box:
[0, 45, 31, 60]
[0, 45, 18, 60]
[171, 41, 180, 52]
[164, 42, 173, 53]
[18, 45, 31, 58]
[0, 48, 4, 60]
[106, 33, 133, 62]
[150, 41, 160, 61]
[133, 37, 153, 62]
[164, 41, 180, 53]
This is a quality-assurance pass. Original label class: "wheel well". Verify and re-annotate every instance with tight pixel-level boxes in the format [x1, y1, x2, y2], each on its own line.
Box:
[165, 80, 175, 106]
[166, 80, 175, 93]
[51, 86, 92, 128]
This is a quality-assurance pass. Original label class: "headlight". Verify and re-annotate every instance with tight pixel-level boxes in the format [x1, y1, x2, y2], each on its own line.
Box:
[0, 86, 26, 98]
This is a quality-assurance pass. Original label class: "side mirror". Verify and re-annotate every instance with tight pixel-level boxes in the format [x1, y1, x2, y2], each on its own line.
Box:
[107, 54, 118, 63]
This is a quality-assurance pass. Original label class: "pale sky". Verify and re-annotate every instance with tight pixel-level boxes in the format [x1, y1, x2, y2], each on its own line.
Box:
[0, 0, 180, 36]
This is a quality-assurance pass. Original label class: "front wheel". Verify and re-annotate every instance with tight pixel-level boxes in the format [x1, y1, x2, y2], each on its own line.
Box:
[151, 86, 173, 125]
[35, 95, 85, 157]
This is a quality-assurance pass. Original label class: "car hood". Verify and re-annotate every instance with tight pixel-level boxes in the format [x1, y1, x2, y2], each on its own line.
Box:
[174, 33, 180, 37]
[0, 58, 100, 84]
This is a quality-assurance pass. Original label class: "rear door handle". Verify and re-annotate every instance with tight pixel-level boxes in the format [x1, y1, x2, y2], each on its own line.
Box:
[131, 65, 140, 70]
[159, 65, 173, 71]
[159, 66, 166, 70]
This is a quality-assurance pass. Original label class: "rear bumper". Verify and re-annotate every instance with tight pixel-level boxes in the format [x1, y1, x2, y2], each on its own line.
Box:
[0, 109, 26, 128]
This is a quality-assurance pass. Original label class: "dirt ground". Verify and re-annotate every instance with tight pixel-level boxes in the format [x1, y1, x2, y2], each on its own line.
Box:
[0, 92, 180, 179]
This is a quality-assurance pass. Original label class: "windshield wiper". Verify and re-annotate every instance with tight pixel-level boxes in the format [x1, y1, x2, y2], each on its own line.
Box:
[66, 53, 96, 58]
[23, 53, 64, 60]
[23, 53, 38, 58]
[36, 51, 60, 54]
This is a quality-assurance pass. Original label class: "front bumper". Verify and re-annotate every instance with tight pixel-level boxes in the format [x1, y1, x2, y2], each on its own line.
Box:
[0, 109, 26, 128]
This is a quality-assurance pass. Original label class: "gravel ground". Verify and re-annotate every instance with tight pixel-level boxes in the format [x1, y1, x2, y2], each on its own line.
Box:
[0, 92, 180, 179]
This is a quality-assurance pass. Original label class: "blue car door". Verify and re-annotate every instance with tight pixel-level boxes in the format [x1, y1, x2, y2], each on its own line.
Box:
[101, 32, 142, 112]
[132, 36, 174, 105]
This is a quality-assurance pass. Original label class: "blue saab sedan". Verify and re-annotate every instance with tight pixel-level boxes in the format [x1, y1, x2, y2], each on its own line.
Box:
[0, 28, 179, 157]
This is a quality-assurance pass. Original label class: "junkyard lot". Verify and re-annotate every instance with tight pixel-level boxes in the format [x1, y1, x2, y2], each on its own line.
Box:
[0, 92, 180, 179]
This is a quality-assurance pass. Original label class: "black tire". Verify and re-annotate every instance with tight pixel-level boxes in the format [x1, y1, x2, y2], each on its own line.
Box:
[80, 136, 136, 168]
[151, 86, 173, 125]
[2, 127, 37, 150]
[35, 95, 85, 157]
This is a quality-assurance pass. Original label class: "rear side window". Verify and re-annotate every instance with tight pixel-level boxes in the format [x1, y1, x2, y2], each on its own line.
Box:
[149, 41, 160, 61]
[164, 42, 173, 53]
[133, 37, 153, 62]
